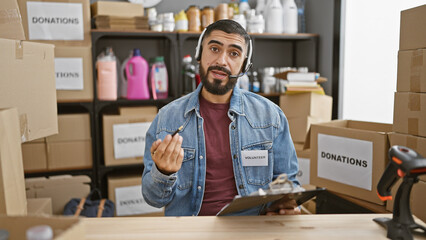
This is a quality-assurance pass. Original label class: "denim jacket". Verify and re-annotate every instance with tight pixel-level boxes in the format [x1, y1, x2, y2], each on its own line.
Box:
[142, 84, 299, 216]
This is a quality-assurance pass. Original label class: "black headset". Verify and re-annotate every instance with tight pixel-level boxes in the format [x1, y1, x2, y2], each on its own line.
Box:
[194, 27, 253, 77]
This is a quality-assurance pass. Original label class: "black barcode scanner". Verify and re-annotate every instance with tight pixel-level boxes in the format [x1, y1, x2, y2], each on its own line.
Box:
[374, 145, 426, 240]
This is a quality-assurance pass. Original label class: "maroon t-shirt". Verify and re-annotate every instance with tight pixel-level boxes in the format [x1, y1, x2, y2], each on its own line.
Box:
[198, 95, 238, 216]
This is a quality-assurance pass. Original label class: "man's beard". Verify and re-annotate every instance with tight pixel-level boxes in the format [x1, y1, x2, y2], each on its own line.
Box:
[200, 65, 238, 95]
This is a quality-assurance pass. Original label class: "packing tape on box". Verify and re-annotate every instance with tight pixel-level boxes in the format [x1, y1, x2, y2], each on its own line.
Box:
[409, 93, 421, 111]
[0, 9, 22, 25]
[410, 49, 423, 92]
[408, 118, 419, 135]
[15, 41, 23, 59]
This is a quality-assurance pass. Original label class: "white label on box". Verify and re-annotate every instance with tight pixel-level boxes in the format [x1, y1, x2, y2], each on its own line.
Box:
[297, 157, 310, 185]
[115, 185, 163, 216]
[27, 2, 84, 40]
[317, 134, 373, 191]
[113, 122, 151, 159]
[55, 58, 83, 90]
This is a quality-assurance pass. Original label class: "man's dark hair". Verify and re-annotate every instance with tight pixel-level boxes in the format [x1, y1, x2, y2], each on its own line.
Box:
[203, 19, 251, 45]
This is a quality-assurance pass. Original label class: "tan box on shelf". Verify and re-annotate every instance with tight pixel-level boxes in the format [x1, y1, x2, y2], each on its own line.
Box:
[0, 215, 84, 239]
[393, 92, 426, 138]
[386, 180, 426, 223]
[27, 198, 52, 215]
[306, 120, 393, 205]
[108, 174, 164, 217]
[119, 106, 158, 116]
[279, 93, 332, 121]
[91, 1, 144, 18]
[399, 4, 426, 51]
[103, 110, 156, 166]
[397, 49, 426, 93]
[17, 0, 91, 47]
[288, 116, 324, 143]
[0, 39, 58, 142]
[55, 45, 94, 102]
[0, 108, 27, 215]
[22, 114, 92, 171]
[25, 175, 91, 215]
[0, 0, 26, 40]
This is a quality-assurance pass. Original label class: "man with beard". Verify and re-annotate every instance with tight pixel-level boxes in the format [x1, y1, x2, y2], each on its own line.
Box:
[142, 20, 300, 216]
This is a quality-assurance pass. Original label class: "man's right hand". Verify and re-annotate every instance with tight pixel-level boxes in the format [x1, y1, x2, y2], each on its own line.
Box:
[150, 134, 184, 175]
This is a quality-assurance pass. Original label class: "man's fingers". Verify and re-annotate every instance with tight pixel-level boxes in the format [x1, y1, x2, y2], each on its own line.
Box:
[150, 139, 161, 157]
[170, 135, 183, 163]
[162, 134, 180, 160]
[154, 134, 173, 161]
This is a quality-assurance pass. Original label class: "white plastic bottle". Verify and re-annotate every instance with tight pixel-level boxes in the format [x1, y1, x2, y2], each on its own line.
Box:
[282, 0, 298, 34]
[266, 0, 283, 34]
[256, 0, 266, 15]
[239, 0, 251, 17]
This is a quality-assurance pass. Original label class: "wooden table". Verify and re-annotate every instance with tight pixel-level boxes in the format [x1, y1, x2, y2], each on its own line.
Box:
[83, 214, 426, 240]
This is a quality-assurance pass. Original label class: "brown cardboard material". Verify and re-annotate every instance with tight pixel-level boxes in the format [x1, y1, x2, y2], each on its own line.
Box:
[0, 108, 27, 215]
[397, 49, 426, 93]
[399, 4, 426, 51]
[25, 175, 91, 215]
[108, 174, 164, 217]
[0, 39, 58, 142]
[386, 180, 426, 223]
[0, 0, 26, 40]
[119, 106, 158, 116]
[393, 92, 426, 138]
[47, 114, 91, 142]
[288, 116, 324, 143]
[309, 120, 393, 205]
[22, 141, 48, 172]
[0, 215, 84, 239]
[103, 114, 156, 166]
[279, 93, 333, 121]
[55, 45, 94, 102]
[17, 0, 91, 47]
[27, 198, 52, 215]
[91, 1, 144, 18]
[388, 132, 426, 171]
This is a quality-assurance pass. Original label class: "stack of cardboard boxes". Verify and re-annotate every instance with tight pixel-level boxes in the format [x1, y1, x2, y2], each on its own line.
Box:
[387, 4, 426, 222]
[18, 0, 94, 172]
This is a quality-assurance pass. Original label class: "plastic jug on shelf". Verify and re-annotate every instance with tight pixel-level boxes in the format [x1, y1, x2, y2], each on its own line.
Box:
[125, 48, 150, 100]
[150, 56, 169, 100]
[96, 47, 118, 101]
[119, 50, 133, 99]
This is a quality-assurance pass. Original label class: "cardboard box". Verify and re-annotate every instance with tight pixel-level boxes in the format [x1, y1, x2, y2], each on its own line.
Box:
[17, 0, 91, 47]
[279, 93, 333, 121]
[119, 106, 158, 116]
[0, 108, 27, 215]
[0, 215, 84, 239]
[0, 0, 26, 40]
[55, 45, 94, 102]
[25, 175, 91, 215]
[307, 120, 393, 204]
[295, 144, 311, 186]
[27, 198, 52, 215]
[91, 1, 144, 18]
[388, 133, 426, 171]
[0, 39, 58, 142]
[397, 49, 426, 93]
[288, 116, 324, 143]
[400, 4, 426, 51]
[22, 114, 92, 171]
[107, 174, 164, 216]
[393, 92, 426, 138]
[103, 111, 156, 166]
[386, 180, 426, 223]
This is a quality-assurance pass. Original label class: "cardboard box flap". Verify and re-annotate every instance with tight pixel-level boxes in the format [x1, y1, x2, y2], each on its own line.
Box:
[46, 114, 91, 142]
[25, 175, 91, 188]
[303, 126, 311, 150]
[0, 0, 26, 40]
[347, 120, 393, 134]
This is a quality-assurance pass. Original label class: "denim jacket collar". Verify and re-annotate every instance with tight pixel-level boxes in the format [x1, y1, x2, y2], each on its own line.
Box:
[184, 83, 244, 119]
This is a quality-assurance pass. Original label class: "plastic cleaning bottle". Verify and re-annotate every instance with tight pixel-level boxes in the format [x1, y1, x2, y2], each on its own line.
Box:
[239, 0, 251, 17]
[96, 46, 117, 100]
[175, 10, 188, 32]
[182, 55, 196, 94]
[295, 0, 306, 33]
[119, 50, 133, 99]
[266, 0, 283, 33]
[282, 0, 298, 34]
[151, 56, 168, 99]
[125, 48, 150, 100]
[256, 0, 266, 15]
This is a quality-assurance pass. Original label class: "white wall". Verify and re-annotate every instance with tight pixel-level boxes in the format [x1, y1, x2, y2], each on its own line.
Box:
[339, 0, 425, 123]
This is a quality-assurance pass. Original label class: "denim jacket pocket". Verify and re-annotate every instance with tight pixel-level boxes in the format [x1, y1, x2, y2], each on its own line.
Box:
[177, 148, 196, 190]
[241, 141, 273, 186]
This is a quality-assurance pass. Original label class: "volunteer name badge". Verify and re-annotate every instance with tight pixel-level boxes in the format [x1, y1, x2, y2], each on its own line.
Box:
[241, 150, 268, 166]
[26, 2, 84, 40]
[113, 122, 151, 159]
[317, 133, 373, 190]
[55, 58, 83, 90]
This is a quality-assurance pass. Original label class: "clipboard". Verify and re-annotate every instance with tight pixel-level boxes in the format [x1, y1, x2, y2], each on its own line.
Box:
[217, 187, 325, 216]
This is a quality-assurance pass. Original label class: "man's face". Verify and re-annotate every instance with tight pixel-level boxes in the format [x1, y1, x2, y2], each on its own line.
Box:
[199, 30, 247, 95]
